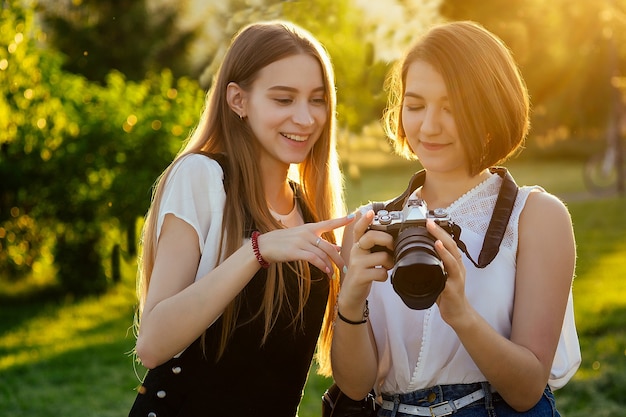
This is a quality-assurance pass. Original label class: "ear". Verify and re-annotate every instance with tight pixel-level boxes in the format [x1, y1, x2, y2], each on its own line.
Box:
[226, 82, 247, 118]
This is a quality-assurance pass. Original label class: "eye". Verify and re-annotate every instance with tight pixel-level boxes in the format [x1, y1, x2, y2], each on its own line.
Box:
[274, 98, 293, 105]
[404, 103, 425, 112]
[403, 96, 424, 111]
[311, 96, 327, 105]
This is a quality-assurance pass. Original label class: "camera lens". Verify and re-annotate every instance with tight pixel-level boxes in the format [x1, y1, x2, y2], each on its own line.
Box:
[391, 227, 447, 310]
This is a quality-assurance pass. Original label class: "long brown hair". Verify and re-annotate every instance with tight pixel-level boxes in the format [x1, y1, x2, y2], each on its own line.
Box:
[137, 21, 343, 376]
[383, 21, 530, 175]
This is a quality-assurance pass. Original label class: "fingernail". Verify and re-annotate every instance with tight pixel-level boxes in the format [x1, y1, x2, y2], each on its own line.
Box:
[347, 212, 356, 219]
[342, 265, 348, 274]
[326, 266, 332, 274]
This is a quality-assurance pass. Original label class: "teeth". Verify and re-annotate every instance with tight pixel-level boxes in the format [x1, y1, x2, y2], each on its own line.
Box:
[283, 133, 307, 142]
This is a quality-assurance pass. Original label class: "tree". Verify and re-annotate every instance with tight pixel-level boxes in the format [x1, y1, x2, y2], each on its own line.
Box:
[36, 0, 196, 83]
[283, 0, 444, 133]
[0, 1, 205, 296]
[441, 0, 626, 146]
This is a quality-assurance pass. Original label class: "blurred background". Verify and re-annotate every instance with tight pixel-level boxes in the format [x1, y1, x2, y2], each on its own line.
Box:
[0, 0, 625, 416]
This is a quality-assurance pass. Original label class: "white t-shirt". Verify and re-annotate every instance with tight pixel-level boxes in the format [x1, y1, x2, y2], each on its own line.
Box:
[367, 173, 581, 394]
[157, 153, 227, 281]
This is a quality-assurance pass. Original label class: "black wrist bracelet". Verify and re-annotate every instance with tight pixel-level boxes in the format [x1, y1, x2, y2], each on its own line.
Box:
[337, 300, 369, 325]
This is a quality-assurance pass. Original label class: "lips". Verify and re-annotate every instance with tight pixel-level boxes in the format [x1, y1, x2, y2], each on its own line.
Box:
[419, 140, 449, 151]
[282, 133, 308, 142]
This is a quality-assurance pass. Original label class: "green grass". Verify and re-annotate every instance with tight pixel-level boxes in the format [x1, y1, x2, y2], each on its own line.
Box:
[550, 196, 626, 416]
[0, 273, 140, 417]
[0, 158, 625, 416]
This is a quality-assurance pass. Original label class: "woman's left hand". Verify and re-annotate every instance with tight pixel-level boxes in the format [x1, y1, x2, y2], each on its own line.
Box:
[426, 219, 469, 324]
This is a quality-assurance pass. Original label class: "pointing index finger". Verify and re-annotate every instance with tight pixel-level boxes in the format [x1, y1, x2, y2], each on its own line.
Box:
[313, 213, 356, 234]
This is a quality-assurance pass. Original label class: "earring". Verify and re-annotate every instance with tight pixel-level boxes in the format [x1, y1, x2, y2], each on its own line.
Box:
[239, 114, 244, 120]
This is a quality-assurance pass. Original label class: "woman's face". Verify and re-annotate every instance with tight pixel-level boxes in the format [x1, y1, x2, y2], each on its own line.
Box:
[243, 53, 328, 170]
[401, 60, 468, 175]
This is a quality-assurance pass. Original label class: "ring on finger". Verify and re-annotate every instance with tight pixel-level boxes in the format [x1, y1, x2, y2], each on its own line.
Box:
[315, 237, 321, 248]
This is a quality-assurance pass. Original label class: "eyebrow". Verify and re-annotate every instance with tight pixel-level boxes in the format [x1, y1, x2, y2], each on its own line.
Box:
[268, 86, 325, 93]
[404, 92, 449, 102]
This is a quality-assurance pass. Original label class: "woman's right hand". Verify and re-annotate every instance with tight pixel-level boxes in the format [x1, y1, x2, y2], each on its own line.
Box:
[339, 210, 394, 310]
[255, 214, 355, 277]
[138, 215, 354, 368]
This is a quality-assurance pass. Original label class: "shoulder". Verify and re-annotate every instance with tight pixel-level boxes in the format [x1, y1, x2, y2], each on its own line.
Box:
[157, 153, 227, 241]
[169, 153, 225, 180]
[522, 189, 572, 223]
[519, 189, 574, 244]
[161, 153, 227, 206]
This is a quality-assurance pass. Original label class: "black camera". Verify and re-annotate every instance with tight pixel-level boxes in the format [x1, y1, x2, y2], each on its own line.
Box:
[368, 197, 456, 310]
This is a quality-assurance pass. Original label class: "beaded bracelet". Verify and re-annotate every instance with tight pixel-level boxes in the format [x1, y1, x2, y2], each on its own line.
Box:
[251, 231, 270, 269]
[337, 300, 369, 325]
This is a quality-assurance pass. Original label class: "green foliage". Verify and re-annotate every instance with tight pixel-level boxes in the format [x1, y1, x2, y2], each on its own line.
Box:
[440, 0, 626, 145]
[283, 0, 391, 133]
[0, 1, 61, 279]
[37, 0, 196, 83]
[0, 2, 205, 295]
[54, 230, 107, 295]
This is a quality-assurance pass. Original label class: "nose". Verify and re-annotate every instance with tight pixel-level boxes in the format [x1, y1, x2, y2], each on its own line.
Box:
[420, 107, 442, 136]
[293, 102, 315, 126]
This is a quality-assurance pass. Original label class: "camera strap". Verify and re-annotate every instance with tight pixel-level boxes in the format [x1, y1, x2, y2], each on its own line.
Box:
[375, 166, 518, 269]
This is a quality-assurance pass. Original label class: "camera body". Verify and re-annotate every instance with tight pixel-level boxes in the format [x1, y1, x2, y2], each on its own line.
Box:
[369, 197, 454, 236]
[368, 197, 456, 310]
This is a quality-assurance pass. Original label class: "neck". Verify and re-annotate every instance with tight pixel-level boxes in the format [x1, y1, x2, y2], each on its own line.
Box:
[266, 182, 294, 215]
[420, 169, 491, 208]
[260, 156, 293, 215]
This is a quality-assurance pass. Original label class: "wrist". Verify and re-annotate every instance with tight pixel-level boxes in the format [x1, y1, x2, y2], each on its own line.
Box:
[444, 302, 479, 333]
[251, 231, 270, 269]
[336, 300, 369, 325]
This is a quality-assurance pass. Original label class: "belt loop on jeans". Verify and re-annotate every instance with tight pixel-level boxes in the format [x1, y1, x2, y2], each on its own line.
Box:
[481, 382, 493, 410]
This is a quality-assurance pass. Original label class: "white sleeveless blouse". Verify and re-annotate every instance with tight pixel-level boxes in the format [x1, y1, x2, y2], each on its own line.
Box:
[367, 173, 581, 394]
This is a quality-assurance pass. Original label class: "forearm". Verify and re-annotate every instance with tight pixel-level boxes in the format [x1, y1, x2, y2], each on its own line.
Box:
[331, 301, 378, 400]
[136, 243, 260, 368]
[331, 210, 388, 399]
[452, 308, 549, 411]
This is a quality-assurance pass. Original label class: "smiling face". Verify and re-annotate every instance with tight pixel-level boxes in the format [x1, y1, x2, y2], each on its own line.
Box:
[401, 60, 468, 175]
[241, 53, 328, 171]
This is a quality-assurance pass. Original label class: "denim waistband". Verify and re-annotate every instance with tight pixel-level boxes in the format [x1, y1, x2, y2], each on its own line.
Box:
[381, 382, 496, 407]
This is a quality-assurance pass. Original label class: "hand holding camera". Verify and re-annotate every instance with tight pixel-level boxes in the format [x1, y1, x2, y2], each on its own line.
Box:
[367, 196, 458, 310]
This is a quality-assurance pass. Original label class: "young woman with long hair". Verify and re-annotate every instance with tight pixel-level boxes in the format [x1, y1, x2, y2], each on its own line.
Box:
[129, 20, 353, 417]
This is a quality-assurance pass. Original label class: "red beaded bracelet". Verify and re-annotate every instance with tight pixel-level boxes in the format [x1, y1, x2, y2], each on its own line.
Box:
[251, 231, 270, 269]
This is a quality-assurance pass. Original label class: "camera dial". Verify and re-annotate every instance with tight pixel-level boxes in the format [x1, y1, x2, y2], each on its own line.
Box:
[431, 208, 448, 218]
[377, 210, 393, 225]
